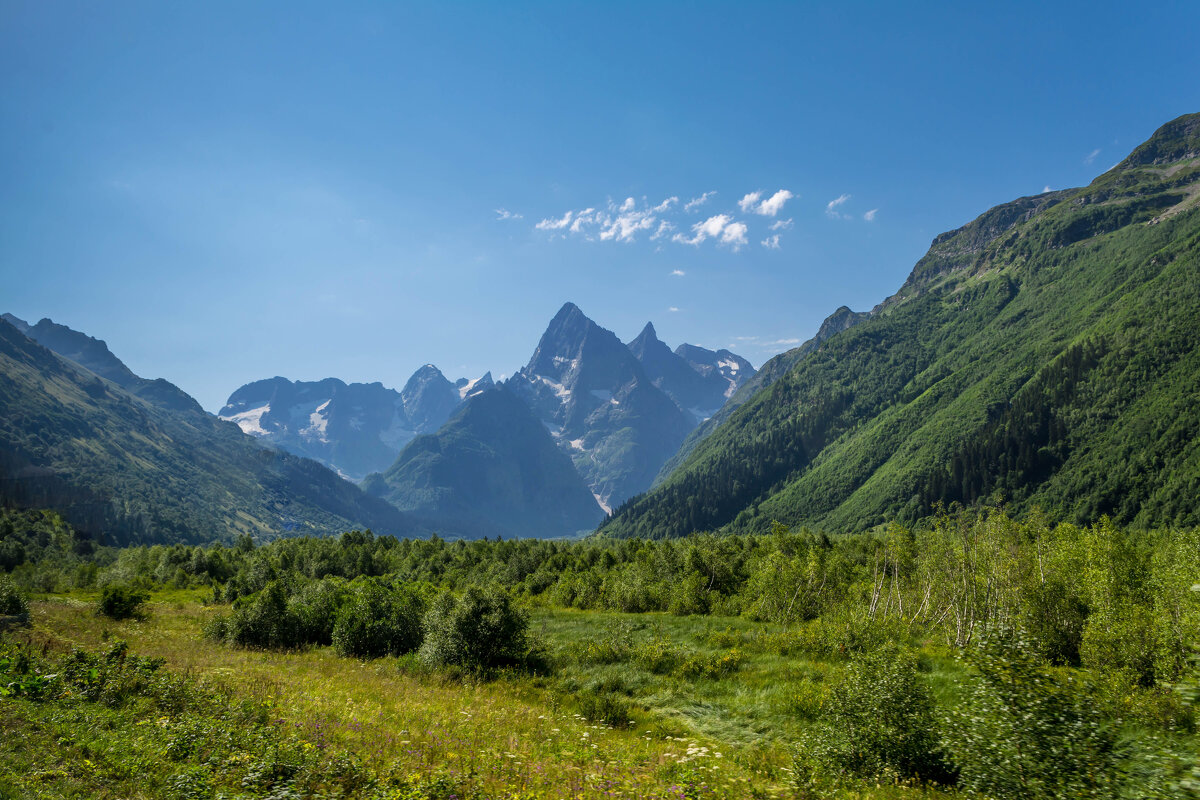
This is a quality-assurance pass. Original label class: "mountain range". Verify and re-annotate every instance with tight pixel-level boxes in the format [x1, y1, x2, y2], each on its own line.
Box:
[0, 316, 417, 545]
[223, 302, 758, 529]
[601, 111, 1200, 538]
[217, 367, 493, 482]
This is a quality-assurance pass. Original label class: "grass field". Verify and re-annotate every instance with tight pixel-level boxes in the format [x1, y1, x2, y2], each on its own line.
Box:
[0, 591, 960, 799]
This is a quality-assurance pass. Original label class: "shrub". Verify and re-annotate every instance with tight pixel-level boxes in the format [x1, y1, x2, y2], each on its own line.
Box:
[419, 587, 529, 672]
[289, 577, 348, 646]
[944, 625, 1120, 799]
[332, 579, 423, 659]
[676, 648, 743, 680]
[576, 687, 633, 727]
[631, 638, 683, 674]
[224, 581, 300, 649]
[1081, 602, 1159, 687]
[799, 643, 950, 784]
[1023, 578, 1089, 666]
[0, 574, 30, 620]
[573, 622, 633, 665]
[98, 584, 149, 620]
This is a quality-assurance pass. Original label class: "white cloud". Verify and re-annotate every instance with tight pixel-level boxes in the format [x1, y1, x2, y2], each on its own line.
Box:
[738, 191, 762, 213]
[599, 209, 654, 242]
[1042, 185, 1052, 194]
[538, 196, 678, 243]
[536, 211, 573, 230]
[826, 194, 851, 218]
[495, 208, 523, 221]
[674, 213, 731, 246]
[863, 209, 878, 222]
[670, 268, 686, 276]
[1084, 148, 1101, 165]
[763, 338, 801, 347]
[668, 306, 680, 312]
[672, 214, 747, 251]
[757, 189, 794, 216]
[761, 234, 781, 249]
[769, 218, 793, 231]
[720, 221, 748, 250]
[569, 208, 597, 234]
[740, 189, 794, 216]
[684, 191, 716, 212]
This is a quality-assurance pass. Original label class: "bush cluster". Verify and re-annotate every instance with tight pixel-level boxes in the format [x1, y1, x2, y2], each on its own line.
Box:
[98, 583, 149, 620]
[206, 577, 535, 675]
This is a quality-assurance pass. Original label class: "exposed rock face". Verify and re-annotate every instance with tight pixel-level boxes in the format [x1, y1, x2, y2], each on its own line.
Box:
[219, 365, 485, 481]
[506, 303, 694, 510]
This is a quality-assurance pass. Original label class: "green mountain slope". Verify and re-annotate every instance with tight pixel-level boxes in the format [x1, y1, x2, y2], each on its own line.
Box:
[0, 319, 418, 545]
[652, 305, 868, 486]
[601, 112, 1200, 538]
[367, 387, 604, 539]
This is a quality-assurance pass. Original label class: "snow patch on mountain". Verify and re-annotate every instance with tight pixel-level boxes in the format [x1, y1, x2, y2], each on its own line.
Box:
[229, 404, 271, 436]
[302, 400, 331, 441]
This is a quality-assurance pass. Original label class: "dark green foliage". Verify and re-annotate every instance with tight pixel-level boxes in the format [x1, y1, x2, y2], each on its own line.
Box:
[576, 687, 634, 727]
[798, 645, 949, 784]
[945, 626, 1120, 799]
[97, 584, 149, 620]
[331, 578, 424, 659]
[419, 586, 530, 672]
[0, 575, 28, 620]
[1023, 578, 1089, 666]
[288, 577, 348, 646]
[224, 580, 300, 649]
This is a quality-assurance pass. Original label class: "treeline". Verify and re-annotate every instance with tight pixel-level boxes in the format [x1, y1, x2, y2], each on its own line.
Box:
[6, 505, 1199, 687]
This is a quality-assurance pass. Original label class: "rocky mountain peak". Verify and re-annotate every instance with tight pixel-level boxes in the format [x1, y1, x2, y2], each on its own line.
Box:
[1116, 112, 1200, 169]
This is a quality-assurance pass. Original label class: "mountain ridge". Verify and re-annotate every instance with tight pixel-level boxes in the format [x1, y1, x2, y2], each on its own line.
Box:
[0, 317, 418, 545]
[602, 111, 1200, 538]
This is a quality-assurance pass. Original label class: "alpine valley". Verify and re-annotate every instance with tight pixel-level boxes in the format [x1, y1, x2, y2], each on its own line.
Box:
[2, 113, 1199, 546]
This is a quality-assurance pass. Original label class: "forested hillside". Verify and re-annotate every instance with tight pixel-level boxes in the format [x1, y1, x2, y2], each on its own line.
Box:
[603, 112, 1200, 538]
[0, 320, 418, 545]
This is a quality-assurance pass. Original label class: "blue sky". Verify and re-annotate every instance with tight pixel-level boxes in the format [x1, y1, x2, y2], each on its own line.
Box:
[3, 1, 1198, 411]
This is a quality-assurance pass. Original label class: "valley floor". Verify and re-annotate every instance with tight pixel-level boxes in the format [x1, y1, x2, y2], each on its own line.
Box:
[2, 592, 962, 799]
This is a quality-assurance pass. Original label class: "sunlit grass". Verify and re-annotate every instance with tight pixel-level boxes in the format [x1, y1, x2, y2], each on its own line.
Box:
[14, 592, 964, 798]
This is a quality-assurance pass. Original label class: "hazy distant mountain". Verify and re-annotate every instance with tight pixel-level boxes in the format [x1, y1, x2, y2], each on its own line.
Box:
[628, 322, 754, 425]
[506, 303, 694, 510]
[603, 112, 1200, 539]
[219, 365, 490, 481]
[3, 314, 205, 416]
[366, 385, 604, 539]
[0, 317, 417, 545]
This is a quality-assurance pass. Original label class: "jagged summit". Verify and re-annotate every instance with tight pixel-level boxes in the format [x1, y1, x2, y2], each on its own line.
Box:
[219, 364, 477, 481]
